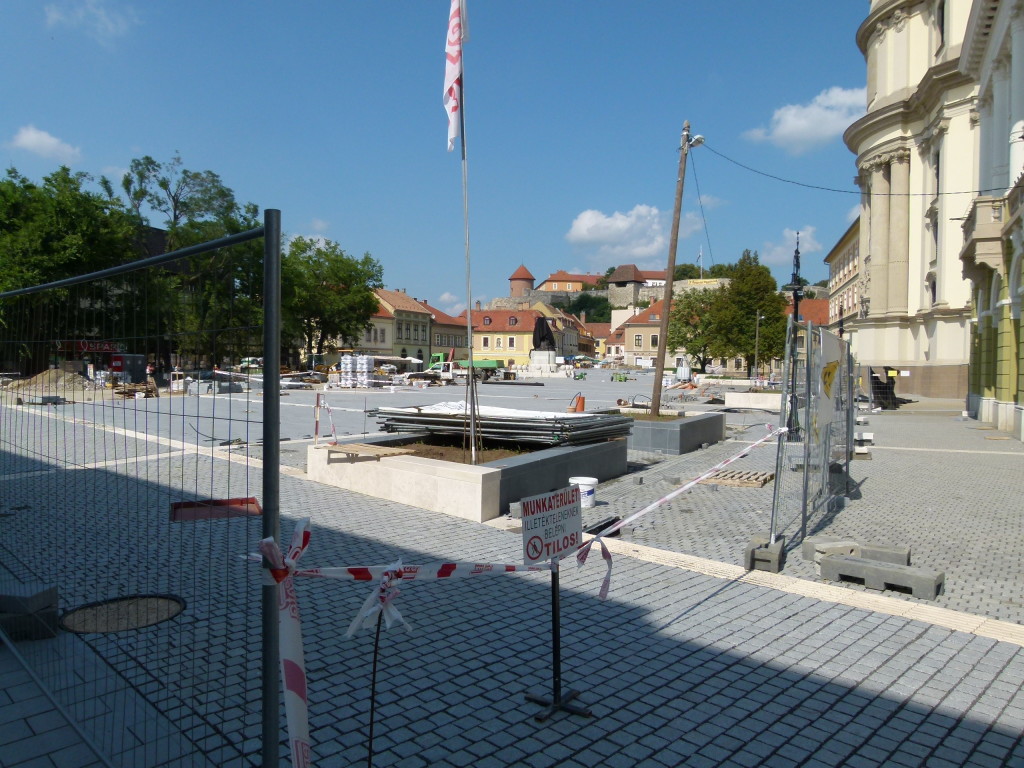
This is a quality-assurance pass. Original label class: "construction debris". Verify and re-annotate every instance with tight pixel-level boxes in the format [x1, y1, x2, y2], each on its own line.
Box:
[371, 401, 633, 446]
[699, 470, 775, 488]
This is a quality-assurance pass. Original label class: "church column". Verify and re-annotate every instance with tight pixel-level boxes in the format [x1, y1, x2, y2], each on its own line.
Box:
[887, 150, 910, 316]
[1009, 8, 1024, 186]
[868, 158, 890, 317]
[994, 57, 1011, 188]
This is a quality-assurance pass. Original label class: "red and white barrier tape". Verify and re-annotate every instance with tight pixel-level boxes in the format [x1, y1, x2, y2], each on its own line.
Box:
[253, 520, 551, 767]
[576, 424, 786, 599]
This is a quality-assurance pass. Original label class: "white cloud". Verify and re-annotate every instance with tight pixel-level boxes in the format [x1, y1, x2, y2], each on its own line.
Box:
[696, 194, 725, 210]
[565, 204, 704, 271]
[101, 165, 128, 182]
[744, 86, 866, 155]
[437, 292, 466, 315]
[7, 125, 81, 163]
[311, 218, 329, 234]
[45, 0, 138, 43]
[760, 227, 822, 268]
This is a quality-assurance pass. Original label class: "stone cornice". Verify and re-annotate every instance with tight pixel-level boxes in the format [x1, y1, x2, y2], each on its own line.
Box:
[861, 148, 912, 174]
[856, 0, 927, 54]
[845, 59, 975, 158]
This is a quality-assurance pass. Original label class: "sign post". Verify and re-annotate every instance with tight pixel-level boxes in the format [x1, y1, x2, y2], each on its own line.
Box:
[521, 485, 592, 721]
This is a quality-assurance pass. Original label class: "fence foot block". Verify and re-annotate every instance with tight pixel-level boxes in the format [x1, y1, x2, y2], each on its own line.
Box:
[745, 534, 786, 573]
[820, 555, 943, 600]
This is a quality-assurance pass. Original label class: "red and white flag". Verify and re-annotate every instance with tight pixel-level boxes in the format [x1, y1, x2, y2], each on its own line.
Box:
[444, 0, 464, 151]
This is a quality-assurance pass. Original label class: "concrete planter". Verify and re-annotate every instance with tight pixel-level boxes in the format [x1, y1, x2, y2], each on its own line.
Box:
[625, 411, 726, 455]
[307, 435, 627, 523]
[723, 391, 784, 412]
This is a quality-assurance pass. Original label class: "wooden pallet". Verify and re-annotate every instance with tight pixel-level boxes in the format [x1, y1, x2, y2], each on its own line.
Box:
[699, 470, 775, 488]
[114, 382, 159, 399]
[321, 443, 414, 461]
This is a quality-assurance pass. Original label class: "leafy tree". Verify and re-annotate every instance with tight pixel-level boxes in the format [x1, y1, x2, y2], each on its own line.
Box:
[666, 287, 722, 373]
[0, 167, 143, 372]
[704, 250, 787, 373]
[550, 292, 611, 323]
[596, 266, 616, 290]
[282, 237, 384, 358]
[121, 154, 237, 250]
[673, 263, 702, 280]
[706, 262, 738, 278]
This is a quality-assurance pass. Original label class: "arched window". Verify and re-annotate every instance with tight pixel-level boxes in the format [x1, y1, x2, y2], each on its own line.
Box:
[483, 316, 492, 326]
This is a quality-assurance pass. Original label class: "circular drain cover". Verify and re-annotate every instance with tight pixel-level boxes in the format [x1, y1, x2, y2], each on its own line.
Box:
[60, 594, 185, 633]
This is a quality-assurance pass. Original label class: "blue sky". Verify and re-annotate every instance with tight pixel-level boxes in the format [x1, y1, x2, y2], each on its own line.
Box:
[2, 1, 868, 315]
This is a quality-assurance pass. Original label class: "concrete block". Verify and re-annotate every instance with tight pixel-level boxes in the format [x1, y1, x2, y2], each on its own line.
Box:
[856, 415, 869, 425]
[744, 534, 786, 573]
[801, 536, 911, 566]
[855, 432, 874, 444]
[859, 542, 911, 566]
[723, 391, 783, 412]
[853, 446, 872, 459]
[626, 412, 726, 456]
[0, 582, 58, 614]
[819, 555, 944, 600]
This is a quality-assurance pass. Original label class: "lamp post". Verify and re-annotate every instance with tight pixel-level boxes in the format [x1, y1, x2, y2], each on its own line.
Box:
[786, 233, 803, 441]
[753, 313, 764, 382]
[651, 121, 703, 416]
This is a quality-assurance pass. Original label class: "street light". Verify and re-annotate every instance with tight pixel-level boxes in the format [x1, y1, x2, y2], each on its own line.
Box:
[753, 313, 764, 382]
[651, 121, 703, 416]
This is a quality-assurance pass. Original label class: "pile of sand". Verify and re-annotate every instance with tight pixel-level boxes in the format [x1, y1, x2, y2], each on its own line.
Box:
[5, 369, 104, 392]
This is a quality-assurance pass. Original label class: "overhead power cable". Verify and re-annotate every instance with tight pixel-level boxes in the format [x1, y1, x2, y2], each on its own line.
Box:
[701, 141, 1007, 198]
[686, 151, 715, 268]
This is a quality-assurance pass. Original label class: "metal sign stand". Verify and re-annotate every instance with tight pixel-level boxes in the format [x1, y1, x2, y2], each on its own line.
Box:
[525, 556, 592, 722]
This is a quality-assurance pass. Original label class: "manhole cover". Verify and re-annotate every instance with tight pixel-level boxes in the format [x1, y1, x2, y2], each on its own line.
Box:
[60, 594, 185, 633]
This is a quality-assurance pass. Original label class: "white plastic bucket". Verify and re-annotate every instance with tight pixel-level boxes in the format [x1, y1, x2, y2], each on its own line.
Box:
[569, 476, 598, 509]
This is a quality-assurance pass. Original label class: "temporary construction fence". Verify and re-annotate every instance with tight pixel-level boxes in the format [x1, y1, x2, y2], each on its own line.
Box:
[0, 211, 283, 767]
[769, 317, 855, 544]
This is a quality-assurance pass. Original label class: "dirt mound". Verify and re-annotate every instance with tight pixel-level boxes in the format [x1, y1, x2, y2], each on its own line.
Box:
[5, 369, 103, 392]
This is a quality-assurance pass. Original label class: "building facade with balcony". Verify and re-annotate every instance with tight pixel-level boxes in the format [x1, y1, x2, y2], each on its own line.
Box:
[825, 219, 861, 342]
[843, 0, 977, 398]
[958, 0, 1024, 438]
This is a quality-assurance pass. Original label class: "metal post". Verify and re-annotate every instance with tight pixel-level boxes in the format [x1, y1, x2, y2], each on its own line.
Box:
[799, 322, 814, 542]
[786, 234, 803, 442]
[754, 314, 763, 381]
[261, 208, 282, 768]
[525, 556, 591, 721]
[652, 121, 700, 417]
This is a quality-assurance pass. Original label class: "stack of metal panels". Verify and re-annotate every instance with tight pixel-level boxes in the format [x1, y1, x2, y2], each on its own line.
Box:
[371, 401, 632, 446]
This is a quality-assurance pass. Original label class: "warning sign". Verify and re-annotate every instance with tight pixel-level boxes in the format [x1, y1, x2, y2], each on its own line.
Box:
[521, 486, 583, 565]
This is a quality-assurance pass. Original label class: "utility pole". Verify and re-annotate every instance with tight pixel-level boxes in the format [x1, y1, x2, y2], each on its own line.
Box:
[652, 121, 702, 416]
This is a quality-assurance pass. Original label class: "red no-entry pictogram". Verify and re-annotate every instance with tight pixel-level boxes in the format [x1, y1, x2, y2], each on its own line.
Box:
[526, 536, 544, 562]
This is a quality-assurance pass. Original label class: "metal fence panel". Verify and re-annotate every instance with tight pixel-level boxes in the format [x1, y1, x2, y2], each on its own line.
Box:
[0, 216, 279, 767]
[770, 318, 853, 545]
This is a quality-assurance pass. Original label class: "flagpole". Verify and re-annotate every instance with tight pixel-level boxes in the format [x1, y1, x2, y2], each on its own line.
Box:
[446, 0, 478, 463]
[459, 56, 479, 464]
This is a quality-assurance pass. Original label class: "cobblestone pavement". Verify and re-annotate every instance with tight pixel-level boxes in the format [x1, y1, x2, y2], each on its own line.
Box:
[3, 391, 1024, 767]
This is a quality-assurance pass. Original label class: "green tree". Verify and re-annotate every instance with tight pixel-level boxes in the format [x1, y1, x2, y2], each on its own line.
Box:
[121, 154, 238, 250]
[0, 167, 144, 371]
[282, 237, 384, 359]
[673, 263, 702, 280]
[704, 250, 787, 374]
[118, 154, 268, 367]
[551, 292, 611, 323]
[596, 266, 616, 290]
[666, 287, 722, 373]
